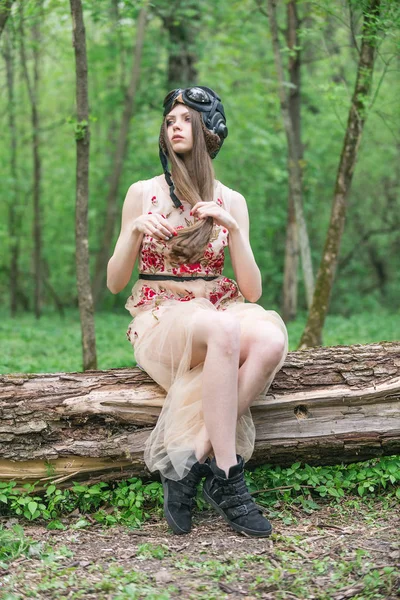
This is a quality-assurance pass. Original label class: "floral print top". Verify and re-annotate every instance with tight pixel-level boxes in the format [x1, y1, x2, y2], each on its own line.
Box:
[125, 176, 244, 325]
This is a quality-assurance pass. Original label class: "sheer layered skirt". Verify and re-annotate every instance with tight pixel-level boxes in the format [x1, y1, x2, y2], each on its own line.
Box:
[126, 283, 288, 481]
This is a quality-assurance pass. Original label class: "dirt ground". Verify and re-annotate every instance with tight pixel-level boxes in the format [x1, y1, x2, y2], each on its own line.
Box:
[1, 499, 399, 599]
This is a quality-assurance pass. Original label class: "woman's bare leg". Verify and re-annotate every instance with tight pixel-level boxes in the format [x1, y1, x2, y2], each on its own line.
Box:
[190, 313, 241, 476]
[237, 323, 286, 417]
[193, 322, 286, 464]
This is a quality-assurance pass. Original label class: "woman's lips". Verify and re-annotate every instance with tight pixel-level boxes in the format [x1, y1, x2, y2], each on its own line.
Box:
[172, 136, 184, 141]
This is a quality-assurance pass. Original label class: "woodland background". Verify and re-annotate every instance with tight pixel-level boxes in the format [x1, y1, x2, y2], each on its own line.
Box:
[0, 0, 399, 371]
[0, 7, 399, 597]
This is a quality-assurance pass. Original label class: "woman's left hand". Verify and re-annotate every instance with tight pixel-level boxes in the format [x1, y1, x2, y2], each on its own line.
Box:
[190, 201, 239, 232]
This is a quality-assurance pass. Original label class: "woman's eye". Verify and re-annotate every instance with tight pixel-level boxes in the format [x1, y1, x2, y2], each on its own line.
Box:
[166, 120, 172, 126]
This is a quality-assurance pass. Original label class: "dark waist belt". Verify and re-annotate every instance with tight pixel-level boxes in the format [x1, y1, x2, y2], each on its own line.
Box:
[138, 274, 219, 282]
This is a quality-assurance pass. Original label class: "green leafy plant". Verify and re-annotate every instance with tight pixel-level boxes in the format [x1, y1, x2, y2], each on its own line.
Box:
[0, 457, 398, 528]
[246, 455, 400, 511]
[0, 524, 47, 569]
[0, 477, 164, 528]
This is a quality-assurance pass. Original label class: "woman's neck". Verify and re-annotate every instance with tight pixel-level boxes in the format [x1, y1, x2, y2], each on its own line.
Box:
[182, 153, 195, 178]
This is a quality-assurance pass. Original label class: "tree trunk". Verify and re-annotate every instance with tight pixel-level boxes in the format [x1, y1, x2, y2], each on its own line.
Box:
[299, 0, 381, 349]
[70, 0, 97, 370]
[266, 0, 314, 311]
[92, 2, 149, 306]
[282, 199, 298, 322]
[1, 342, 399, 488]
[2, 21, 20, 317]
[282, 0, 302, 322]
[18, 0, 43, 319]
[0, 0, 13, 38]
[163, 3, 199, 90]
[41, 259, 65, 318]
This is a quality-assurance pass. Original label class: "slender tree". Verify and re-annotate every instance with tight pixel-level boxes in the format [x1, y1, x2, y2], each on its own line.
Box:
[18, 0, 44, 319]
[299, 0, 382, 348]
[151, 0, 200, 89]
[164, 8, 199, 89]
[266, 0, 314, 314]
[2, 21, 20, 316]
[92, 1, 149, 305]
[0, 0, 13, 38]
[282, 0, 303, 322]
[70, 0, 97, 370]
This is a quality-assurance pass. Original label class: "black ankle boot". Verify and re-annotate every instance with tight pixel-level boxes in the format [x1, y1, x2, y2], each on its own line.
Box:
[161, 460, 211, 534]
[203, 455, 272, 537]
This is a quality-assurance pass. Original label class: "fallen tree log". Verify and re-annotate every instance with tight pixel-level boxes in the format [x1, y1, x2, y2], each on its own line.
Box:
[1, 342, 399, 487]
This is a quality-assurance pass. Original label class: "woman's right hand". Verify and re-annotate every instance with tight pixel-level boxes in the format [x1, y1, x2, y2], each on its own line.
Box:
[133, 213, 177, 241]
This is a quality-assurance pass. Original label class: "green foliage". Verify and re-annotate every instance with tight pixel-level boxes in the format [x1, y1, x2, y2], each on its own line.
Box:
[246, 455, 400, 511]
[136, 542, 169, 560]
[0, 0, 399, 319]
[0, 477, 164, 528]
[0, 523, 47, 569]
[73, 119, 89, 141]
[0, 456, 398, 528]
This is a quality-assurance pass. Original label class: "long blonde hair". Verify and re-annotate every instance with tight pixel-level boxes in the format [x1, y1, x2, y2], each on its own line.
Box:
[161, 106, 218, 264]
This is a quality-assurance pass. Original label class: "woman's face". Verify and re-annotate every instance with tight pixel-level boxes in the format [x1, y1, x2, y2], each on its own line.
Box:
[166, 103, 193, 155]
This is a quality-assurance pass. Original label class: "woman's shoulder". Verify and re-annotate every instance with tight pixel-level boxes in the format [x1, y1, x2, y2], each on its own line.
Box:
[124, 176, 163, 205]
[127, 175, 160, 191]
[216, 181, 246, 210]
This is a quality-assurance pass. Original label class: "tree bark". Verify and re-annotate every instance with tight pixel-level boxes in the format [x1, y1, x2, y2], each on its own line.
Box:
[70, 0, 97, 370]
[282, 0, 302, 322]
[299, 0, 381, 349]
[266, 0, 314, 311]
[282, 197, 298, 322]
[92, 2, 149, 306]
[2, 21, 20, 317]
[41, 259, 65, 318]
[18, 0, 43, 319]
[164, 12, 199, 90]
[1, 342, 399, 487]
[151, 0, 199, 90]
[0, 0, 13, 38]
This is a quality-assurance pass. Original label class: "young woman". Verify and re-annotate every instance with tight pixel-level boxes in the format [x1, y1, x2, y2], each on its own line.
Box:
[107, 86, 288, 538]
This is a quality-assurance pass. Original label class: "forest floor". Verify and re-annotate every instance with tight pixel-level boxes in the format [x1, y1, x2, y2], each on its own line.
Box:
[1, 497, 399, 600]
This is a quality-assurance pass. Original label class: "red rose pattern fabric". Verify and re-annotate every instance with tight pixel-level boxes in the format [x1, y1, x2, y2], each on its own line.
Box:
[125, 181, 247, 344]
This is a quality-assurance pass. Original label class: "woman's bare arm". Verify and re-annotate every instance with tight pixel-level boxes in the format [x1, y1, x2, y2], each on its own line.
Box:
[107, 181, 178, 294]
[107, 182, 145, 294]
[228, 191, 262, 303]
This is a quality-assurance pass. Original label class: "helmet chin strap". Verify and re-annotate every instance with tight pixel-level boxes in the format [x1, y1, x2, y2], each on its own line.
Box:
[159, 147, 183, 209]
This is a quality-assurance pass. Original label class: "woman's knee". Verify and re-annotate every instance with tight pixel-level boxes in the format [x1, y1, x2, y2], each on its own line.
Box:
[205, 312, 241, 354]
[249, 324, 286, 367]
[190, 312, 240, 367]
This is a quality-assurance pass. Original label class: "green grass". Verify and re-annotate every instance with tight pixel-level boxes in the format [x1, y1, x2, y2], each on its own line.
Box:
[0, 310, 135, 374]
[0, 307, 398, 374]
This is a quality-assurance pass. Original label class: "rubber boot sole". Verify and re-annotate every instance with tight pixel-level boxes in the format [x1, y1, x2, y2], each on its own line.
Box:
[203, 486, 272, 538]
[160, 474, 191, 535]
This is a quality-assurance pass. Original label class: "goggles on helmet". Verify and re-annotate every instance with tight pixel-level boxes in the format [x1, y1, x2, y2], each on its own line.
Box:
[164, 86, 216, 114]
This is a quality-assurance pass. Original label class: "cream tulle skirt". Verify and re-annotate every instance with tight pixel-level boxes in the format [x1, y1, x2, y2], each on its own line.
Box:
[128, 297, 288, 481]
